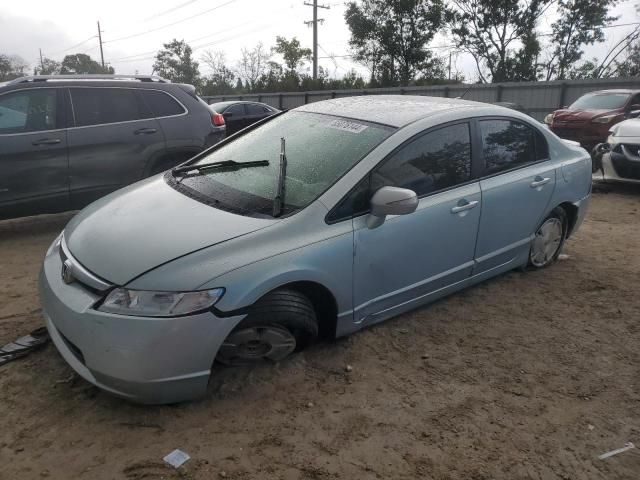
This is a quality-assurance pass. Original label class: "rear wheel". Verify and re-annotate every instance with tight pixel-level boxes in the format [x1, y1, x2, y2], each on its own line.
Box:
[528, 207, 567, 268]
[216, 289, 318, 366]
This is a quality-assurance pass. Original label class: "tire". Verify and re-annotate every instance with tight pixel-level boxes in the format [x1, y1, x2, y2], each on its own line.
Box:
[215, 289, 318, 366]
[528, 207, 568, 269]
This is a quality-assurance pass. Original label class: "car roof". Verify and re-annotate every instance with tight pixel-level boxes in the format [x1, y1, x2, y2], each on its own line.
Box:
[296, 95, 485, 127]
[209, 100, 273, 107]
[583, 89, 640, 95]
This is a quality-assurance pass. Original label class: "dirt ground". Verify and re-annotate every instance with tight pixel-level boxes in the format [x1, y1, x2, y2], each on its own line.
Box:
[1, 185, 639, 480]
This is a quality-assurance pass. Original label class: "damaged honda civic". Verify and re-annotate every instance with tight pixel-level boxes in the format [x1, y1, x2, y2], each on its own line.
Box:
[39, 95, 592, 404]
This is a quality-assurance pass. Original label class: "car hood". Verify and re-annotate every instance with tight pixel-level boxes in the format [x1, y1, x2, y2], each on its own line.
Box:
[64, 176, 274, 285]
[609, 118, 640, 137]
[553, 108, 616, 122]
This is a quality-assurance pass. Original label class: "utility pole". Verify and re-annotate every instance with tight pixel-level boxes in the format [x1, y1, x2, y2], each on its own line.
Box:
[39, 48, 44, 74]
[97, 21, 105, 68]
[448, 52, 452, 80]
[304, 1, 330, 80]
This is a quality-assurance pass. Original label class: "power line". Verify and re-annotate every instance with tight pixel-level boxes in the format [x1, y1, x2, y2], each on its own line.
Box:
[49, 35, 96, 56]
[142, 0, 202, 22]
[103, 0, 240, 44]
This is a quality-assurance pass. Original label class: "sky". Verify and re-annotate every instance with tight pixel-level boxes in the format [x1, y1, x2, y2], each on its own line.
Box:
[1, 0, 639, 83]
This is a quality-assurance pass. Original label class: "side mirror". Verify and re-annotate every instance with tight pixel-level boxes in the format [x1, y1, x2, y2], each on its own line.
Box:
[223, 112, 233, 118]
[366, 186, 418, 229]
[628, 105, 640, 118]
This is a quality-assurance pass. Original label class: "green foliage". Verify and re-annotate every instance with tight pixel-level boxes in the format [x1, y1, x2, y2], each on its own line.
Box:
[0, 54, 29, 81]
[201, 50, 235, 95]
[152, 39, 200, 85]
[35, 58, 62, 75]
[543, 0, 618, 80]
[345, 0, 447, 86]
[61, 54, 114, 74]
[273, 37, 312, 73]
[448, 0, 550, 82]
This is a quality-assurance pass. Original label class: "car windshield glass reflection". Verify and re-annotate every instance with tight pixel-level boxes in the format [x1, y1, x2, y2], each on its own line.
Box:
[570, 93, 630, 110]
[178, 111, 394, 215]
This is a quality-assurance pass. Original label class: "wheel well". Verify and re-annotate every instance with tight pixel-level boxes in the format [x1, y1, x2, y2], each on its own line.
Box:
[276, 281, 338, 340]
[558, 202, 578, 238]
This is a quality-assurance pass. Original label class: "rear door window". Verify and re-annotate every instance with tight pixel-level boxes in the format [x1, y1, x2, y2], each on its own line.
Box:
[140, 90, 186, 117]
[70, 88, 151, 127]
[479, 119, 540, 175]
[226, 104, 246, 116]
[247, 103, 268, 115]
[0, 89, 57, 134]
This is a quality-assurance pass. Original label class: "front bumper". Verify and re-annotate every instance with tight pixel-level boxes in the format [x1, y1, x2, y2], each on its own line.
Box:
[595, 149, 640, 184]
[39, 242, 246, 404]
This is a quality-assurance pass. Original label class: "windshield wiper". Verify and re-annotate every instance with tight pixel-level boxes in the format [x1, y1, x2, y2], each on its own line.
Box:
[272, 137, 287, 217]
[171, 159, 269, 176]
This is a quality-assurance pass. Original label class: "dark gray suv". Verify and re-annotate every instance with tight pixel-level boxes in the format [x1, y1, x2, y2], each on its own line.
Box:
[0, 74, 225, 220]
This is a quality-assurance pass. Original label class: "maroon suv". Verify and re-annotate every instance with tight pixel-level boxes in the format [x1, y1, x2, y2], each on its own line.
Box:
[546, 89, 640, 150]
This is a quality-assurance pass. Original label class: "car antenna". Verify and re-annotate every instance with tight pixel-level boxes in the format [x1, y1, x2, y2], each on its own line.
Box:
[273, 137, 287, 217]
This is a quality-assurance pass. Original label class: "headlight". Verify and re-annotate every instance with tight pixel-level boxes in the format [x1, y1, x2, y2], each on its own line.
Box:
[544, 113, 554, 125]
[98, 288, 225, 317]
[592, 114, 617, 124]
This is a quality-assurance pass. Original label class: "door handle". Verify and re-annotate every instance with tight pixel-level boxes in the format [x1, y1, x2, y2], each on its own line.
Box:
[530, 177, 551, 188]
[32, 138, 61, 146]
[134, 128, 157, 135]
[451, 200, 479, 214]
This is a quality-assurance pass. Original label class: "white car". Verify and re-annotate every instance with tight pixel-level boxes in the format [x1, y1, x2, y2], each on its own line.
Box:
[594, 119, 640, 184]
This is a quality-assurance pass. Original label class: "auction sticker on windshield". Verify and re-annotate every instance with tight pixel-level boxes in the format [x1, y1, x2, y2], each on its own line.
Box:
[327, 119, 369, 134]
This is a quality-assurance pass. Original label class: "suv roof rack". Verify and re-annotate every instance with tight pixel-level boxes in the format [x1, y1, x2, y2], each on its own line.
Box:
[8, 74, 170, 85]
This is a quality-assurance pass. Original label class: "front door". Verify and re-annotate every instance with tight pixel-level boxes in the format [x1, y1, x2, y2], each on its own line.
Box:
[67, 87, 165, 209]
[473, 118, 556, 273]
[222, 104, 247, 135]
[352, 122, 481, 325]
[0, 87, 69, 219]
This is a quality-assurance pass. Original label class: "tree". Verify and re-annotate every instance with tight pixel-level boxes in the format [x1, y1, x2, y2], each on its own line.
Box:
[272, 36, 312, 73]
[152, 39, 200, 85]
[543, 0, 618, 80]
[201, 50, 235, 95]
[35, 58, 62, 75]
[345, 0, 446, 86]
[0, 54, 29, 81]
[236, 43, 270, 91]
[448, 0, 552, 82]
[60, 53, 114, 74]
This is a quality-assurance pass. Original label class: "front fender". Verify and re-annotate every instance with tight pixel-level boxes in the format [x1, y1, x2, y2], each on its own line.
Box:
[201, 230, 354, 319]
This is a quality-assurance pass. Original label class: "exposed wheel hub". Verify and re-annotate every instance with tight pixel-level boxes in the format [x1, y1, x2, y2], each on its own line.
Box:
[217, 325, 297, 366]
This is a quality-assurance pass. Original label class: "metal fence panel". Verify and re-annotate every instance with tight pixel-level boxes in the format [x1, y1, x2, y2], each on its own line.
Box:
[202, 77, 640, 122]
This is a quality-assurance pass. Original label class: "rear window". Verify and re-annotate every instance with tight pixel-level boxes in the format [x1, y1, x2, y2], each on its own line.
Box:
[140, 90, 186, 117]
[247, 103, 269, 114]
[70, 88, 151, 126]
[570, 93, 630, 110]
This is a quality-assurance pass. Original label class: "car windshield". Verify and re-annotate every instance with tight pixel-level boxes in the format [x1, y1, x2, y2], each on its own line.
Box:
[176, 111, 394, 216]
[570, 93, 630, 110]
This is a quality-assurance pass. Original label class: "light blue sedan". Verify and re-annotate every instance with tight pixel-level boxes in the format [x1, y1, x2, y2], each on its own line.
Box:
[39, 96, 592, 403]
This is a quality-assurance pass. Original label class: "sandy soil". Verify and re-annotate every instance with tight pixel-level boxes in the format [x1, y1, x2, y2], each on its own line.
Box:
[1, 186, 639, 480]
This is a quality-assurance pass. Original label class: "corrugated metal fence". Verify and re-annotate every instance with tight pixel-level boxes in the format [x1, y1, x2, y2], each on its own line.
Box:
[202, 77, 640, 122]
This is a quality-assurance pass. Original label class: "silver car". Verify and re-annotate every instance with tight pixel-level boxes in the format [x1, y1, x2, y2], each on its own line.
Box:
[39, 96, 592, 404]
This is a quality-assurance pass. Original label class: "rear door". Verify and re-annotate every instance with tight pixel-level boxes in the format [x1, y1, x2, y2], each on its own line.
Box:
[246, 103, 271, 126]
[473, 118, 556, 274]
[67, 87, 166, 209]
[222, 103, 247, 135]
[0, 87, 69, 219]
